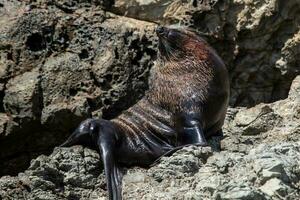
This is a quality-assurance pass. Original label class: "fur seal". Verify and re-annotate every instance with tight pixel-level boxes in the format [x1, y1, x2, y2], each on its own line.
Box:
[60, 26, 230, 200]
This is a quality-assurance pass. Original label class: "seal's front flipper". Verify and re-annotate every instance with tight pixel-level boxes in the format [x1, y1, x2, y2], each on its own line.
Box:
[150, 112, 209, 166]
[181, 124, 207, 146]
[176, 112, 208, 146]
[98, 129, 122, 200]
[100, 143, 122, 200]
[151, 113, 209, 167]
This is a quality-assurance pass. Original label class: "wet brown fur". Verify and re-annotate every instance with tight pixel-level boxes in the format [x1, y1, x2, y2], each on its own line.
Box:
[111, 28, 228, 162]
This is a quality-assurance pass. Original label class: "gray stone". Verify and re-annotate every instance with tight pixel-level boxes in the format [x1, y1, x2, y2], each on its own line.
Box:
[0, 1, 156, 175]
[0, 146, 106, 200]
[0, 113, 9, 136]
[0, 1, 300, 199]
[111, 0, 217, 23]
[217, 186, 265, 200]
[288, 75, 300, 100]
[3, 68, 41, 120]
[0, 142, 299, 199]
[148, 146, 212, 181]
[110, 0, 300, 107]
[259, 178, 291, 198]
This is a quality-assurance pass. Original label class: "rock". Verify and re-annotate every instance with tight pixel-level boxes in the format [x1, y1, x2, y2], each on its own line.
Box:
[0, 146, 107, 200]
[222, 75, 300, 153]
[193, 0, 300, 107]
[259, 178, 291, 198]
[0, 0, 299, 191]
[40, 52, 92, 133]
[0, 1, 157, 175]
[3, 68, 41, 125]
[288, 75, 300, 99]
[111, 0, 217, 23]
[0, 68, 43, 175]
[234, 104, 282, 136]
[49, 0, 113, 12]
[122, 142, 300, 199]
[0, 112, 299, 199]
[148, 146, 212, 181]
[112, 0, 300, 107]
[0, 113, 9, 137]
[216, 186, 265, 200]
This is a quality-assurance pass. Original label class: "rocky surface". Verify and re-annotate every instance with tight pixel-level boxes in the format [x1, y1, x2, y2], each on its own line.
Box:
[0, 0, 157, 175]
[0, 0, 299, 187]
[0, 76, 299, 199]
[111, 0, 300, 106]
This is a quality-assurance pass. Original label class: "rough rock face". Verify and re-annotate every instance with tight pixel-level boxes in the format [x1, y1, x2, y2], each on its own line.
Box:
[0, 147, 106, 200]
[0, 0, 299, 183]
[1, 76, 299, 200]
[0, 0, 156, 175]
[112, 0, 300, 106]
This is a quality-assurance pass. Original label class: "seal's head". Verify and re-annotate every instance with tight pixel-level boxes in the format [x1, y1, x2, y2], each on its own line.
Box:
[156, 26, 207, 63]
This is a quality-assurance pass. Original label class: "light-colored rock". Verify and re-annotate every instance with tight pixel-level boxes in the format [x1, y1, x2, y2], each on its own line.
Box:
[288, 75, 300, 99]
[222, 75, 300, 154]
[3, 68, 40, 119]
[0, 113, 9, 136]
[259, 178, 291, 198]
[111, 0, 216, 23]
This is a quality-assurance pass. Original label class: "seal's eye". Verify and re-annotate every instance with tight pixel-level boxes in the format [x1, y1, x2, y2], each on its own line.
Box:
[156, 26, 165, 35]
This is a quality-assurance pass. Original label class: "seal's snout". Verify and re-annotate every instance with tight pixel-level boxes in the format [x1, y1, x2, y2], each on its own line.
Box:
[156, 26, 168, 37]
[156, 26, 164, 35]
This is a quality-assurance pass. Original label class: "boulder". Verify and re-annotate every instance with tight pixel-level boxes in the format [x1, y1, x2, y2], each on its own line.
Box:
[0, 0, 299, 182]
[112, 0, 300, 106]
[1, 76, 299, 200]
[0, 1, 156, 175]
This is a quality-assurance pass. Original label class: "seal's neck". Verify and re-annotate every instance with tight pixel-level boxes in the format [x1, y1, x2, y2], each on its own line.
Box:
[146, 57, 213, 113]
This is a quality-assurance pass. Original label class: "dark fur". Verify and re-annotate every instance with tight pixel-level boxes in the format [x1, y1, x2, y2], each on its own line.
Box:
[60, 26, 230, 200]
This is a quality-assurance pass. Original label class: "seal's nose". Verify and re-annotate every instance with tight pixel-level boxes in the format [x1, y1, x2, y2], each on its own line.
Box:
[156, 26, 166, 36]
